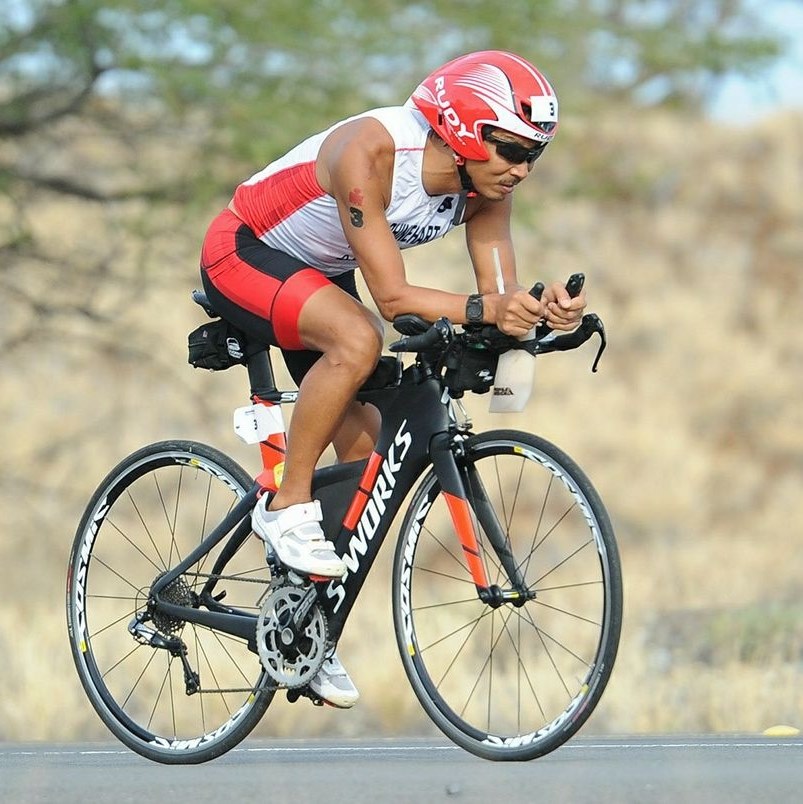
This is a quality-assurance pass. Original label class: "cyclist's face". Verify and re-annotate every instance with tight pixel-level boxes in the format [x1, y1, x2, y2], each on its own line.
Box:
[467, 128, 541, 201]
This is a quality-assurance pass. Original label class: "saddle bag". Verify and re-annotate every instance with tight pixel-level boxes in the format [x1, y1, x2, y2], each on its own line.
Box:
[187, 320, 247, 371]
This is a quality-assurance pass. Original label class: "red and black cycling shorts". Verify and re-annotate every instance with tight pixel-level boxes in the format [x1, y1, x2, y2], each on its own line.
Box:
[200, 209, 361, 384]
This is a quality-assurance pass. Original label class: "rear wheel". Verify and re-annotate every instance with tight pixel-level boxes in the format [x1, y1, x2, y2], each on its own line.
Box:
[392, 430, 622, 761]
[66, 440, 274, 764]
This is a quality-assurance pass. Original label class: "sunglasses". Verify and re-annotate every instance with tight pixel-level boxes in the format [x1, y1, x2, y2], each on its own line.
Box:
[484, 133, 547, 165]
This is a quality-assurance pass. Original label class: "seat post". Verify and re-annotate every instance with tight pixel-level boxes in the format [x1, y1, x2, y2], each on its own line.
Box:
[247, 349, 279, 400]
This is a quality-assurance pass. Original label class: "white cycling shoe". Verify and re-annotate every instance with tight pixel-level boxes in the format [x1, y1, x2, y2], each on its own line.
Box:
[309, 653, 360, 708]
[252, 499, 346, 579]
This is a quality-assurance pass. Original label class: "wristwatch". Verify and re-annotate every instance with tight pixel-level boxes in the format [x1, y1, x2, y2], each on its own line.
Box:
[466, 293, 484, 324]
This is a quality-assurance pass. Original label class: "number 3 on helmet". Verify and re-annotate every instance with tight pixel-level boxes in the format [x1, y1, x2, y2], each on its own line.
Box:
[407, 50, 559, 162]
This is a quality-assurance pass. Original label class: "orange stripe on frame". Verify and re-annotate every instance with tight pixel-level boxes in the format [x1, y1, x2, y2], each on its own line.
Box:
[342, 451, 383, 530]
[342, 489, 369, 531]
[360, 451, 383, 493]
[441, 492, 489, 588]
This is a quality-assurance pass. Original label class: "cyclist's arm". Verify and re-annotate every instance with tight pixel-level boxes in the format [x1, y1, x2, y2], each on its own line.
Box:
[465, 196, 587, 332]
[319, 120, 469, 323]
[318, 120, 505, 326]
[465, 196, 544, 333]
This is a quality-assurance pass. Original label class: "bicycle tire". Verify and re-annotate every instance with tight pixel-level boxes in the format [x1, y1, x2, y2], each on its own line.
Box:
[391, 429, 622, 761]
[66, 440, 275, 764]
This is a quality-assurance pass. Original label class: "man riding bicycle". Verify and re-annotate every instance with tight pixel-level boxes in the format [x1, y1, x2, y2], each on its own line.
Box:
[199, 50, 586, 708]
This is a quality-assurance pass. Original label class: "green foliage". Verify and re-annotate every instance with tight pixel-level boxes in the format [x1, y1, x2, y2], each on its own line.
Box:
[0, 0, 784, 154]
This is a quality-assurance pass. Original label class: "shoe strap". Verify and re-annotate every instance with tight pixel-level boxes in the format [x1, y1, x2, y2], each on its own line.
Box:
[275, 500, 328, 543]
[275, 500, 323, 529]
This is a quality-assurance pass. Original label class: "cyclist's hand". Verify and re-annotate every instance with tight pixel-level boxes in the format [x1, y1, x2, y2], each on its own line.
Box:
[541, 282, 586, 331]
[494, 288, 544, 337]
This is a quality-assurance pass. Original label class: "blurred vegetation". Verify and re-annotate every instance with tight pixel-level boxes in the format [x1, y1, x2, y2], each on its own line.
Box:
[0, 1, 784, 350]
[1, 2, 801, 740]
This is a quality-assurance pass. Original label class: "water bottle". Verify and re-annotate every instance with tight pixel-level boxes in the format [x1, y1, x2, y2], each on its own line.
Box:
[488, 248, 539, 413]
[489, 270, 586, 413]
[489, 288, 540, 413]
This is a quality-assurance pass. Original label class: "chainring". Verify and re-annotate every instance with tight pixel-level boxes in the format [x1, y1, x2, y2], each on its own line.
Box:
[256, 579, 328, 688]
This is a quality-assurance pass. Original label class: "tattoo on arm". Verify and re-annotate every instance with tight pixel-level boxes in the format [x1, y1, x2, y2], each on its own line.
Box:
[348, 187, 365, 228]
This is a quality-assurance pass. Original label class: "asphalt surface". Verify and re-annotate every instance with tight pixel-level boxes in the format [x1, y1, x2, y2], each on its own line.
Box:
[3, 736, 802, 803]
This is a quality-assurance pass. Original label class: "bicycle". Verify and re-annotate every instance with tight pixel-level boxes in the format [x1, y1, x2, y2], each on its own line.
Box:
[66, 274, 621, 764]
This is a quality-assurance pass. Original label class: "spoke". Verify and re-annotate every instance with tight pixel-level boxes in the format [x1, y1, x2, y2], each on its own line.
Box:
[103, 518, 165, 575]
[487, 456, 508, 585]
[413, 597, 479, 612]
[459, 607, 514, 719]
[87, 554, 148, 597]
[487, 607, 494, 729]
[119, 646, 159, 708]
[537, 580, 603, 593]
[491, 456, 526, 587]
[168, 653, 178, 738]
[102, 642, 147, 681]
[127, 488, 168, 570]
[151, 471, 183, 569]
[523, 473, 553, 579]
[87, 593, 141, 602]
[534, 598, 602, 628]
[518, 606, 572, 698]
[89, 606, 139, 639]
[518, 500, 577, 582]
[422, 520, 472, 577]
[516, 605, 593, 692]
[530, 538, 594, 588]
[493, 455, 507, 528]
[533, 502, 576, 553]
[420, 604, 490, 657]
[208, 629, 257, 686]
[192, 629, 210, 731]
[431, 611, 486, 687]
[414, 565, 479, 586]
[195, 631, 232, 716]
[498, 605, 546, 721]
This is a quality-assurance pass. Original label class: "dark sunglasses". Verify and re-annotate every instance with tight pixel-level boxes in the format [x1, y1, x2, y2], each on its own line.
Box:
[484, 133, 547, 165]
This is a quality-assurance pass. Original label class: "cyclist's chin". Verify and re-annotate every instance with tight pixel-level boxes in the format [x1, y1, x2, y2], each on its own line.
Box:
[476, 181, 515, 201]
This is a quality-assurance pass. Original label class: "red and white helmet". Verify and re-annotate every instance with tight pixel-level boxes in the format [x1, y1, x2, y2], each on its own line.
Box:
[408, 50, 558, 161]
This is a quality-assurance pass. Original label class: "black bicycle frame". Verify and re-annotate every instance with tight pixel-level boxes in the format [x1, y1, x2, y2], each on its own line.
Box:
[150, 360, 505, 649]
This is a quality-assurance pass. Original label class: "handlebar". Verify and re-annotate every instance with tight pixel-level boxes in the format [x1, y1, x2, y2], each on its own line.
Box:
[389, 274, 606, 373]
[388, 316, 453, 354]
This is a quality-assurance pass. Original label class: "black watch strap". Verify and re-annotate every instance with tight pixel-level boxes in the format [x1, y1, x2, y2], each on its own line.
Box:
[466, 293, 484, 324]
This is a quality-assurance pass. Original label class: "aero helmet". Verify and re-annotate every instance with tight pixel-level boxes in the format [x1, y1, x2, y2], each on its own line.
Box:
[408, 50, 558, 162]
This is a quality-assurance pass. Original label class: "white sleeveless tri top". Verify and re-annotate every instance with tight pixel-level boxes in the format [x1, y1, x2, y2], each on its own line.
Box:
[232, 106, 465, 276]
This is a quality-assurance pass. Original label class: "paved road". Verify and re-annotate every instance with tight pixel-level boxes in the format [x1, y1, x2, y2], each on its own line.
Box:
[3, 736, 802, 803]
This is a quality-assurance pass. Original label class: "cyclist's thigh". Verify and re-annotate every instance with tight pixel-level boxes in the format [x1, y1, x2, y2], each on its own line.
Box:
[282, 271, 362, 386]
[295, 283, 383, 358]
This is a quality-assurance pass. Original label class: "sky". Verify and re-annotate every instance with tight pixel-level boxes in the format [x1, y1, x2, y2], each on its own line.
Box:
[709, 0, 803, 121]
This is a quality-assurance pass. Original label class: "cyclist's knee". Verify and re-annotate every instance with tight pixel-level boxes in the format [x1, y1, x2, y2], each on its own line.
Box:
[328, 317, 382, 379]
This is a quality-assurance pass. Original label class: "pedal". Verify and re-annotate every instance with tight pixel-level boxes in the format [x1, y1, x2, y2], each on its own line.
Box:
[286, 687, 324, 707]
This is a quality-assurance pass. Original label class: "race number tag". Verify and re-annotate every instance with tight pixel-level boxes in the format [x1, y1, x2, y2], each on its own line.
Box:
[233, 403, 286, 444]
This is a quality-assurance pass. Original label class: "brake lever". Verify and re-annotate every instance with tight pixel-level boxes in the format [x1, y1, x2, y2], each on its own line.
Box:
[523, 313, 607, 372]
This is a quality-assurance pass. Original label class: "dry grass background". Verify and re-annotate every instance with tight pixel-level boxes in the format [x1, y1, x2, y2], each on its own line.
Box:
[1, 107, 801, 741]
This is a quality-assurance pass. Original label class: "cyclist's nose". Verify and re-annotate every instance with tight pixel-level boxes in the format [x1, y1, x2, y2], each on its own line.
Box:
[510, 162, 530, 181]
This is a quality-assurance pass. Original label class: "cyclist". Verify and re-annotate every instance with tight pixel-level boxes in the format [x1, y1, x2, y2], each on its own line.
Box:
[199, 50, 586, 707]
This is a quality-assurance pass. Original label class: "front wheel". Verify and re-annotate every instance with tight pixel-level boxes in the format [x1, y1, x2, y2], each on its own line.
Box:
[392, 430, 622, 761]
[66, 440, 275, 764]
